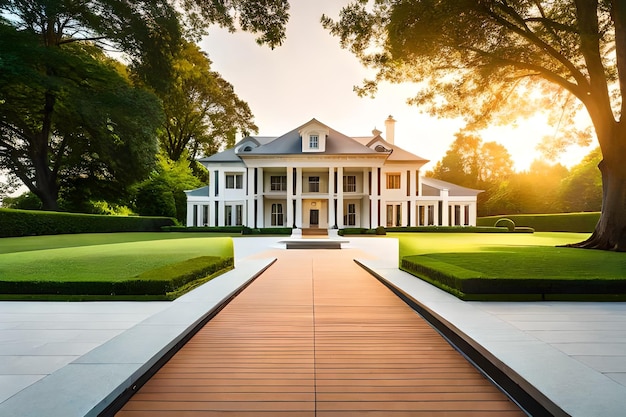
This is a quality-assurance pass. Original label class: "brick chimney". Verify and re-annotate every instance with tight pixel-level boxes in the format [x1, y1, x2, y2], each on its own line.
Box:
[384, 115, 396, 145]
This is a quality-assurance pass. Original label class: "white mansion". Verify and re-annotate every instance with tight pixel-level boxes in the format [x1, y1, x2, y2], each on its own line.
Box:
[185, 117, 481, 230]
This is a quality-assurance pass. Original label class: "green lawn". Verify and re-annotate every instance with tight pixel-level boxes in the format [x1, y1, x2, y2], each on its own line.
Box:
[0, 233, 234, 300]
[392, 232, 626, 301]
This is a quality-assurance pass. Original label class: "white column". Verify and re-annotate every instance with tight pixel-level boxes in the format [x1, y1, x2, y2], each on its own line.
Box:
[196, 204, 202, 227]
[441, 189, 449, 226]
[286, 166, 294, 228]
[295, 167, 303, 228]
[410, 202, 417, 227]
[417, 170, 423, 196]
[370, 168, 379, 228]
[218, 200, 225, 227]
[469, 202, 477, 226]
[405, 203, 410, 227]
[186, 203, 194, 226]
[256, 168, 264, 227]
[246, 168, 255, 227]
[328, 166, 335, 228]
[336, 166, 344, 228]
[433, 203, 439, 226]
[362, 168, 369, 195]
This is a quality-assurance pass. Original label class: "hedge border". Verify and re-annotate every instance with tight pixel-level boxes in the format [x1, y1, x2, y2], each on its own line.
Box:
[0, 208, 175, 237]
[478, 212, 600, 233]
[401, 256, 626, 301]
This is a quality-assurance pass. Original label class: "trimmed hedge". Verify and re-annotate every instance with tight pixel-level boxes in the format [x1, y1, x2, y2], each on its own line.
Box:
[478, 212, 600, 233]
[401, 255, 626, 301]
[494, 218, 515, 231]
[162, 225, 293, 235]
[385, 226, 510, 233]
[0, 256, 233, 297]
[0, 208, 176, 237]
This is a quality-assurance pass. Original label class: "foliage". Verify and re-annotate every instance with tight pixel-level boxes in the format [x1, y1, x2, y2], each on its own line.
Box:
[0, 14, 167, 210]
[429, 133, 513, 189]
[481, 160, 569, 215]
[323, 1, 626, 251]
[177, 0, 289, 48]
[0, 208, 175, 237]
[559, 147, 603, 212]
[133, 154, 203, 222]
[0, 0, 289, 211]
[478, 213, 601, 233]
[1, 192, 43, 210]
[149, 42, 258, 161]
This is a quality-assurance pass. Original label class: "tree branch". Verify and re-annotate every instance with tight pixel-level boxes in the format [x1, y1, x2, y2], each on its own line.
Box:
[484, 3, 590, 90]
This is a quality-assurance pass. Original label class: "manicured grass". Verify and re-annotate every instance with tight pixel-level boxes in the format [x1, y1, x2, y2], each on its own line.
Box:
[0, 232, 237, 254]
[392, 232, 626, 301]
[0, 234, 234, 300]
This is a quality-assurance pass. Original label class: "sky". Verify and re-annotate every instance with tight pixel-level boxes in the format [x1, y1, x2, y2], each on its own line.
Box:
[200, 0, 594, 172]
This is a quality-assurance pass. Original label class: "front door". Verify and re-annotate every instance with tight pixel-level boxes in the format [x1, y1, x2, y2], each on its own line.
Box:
[310, 209, 319, 227]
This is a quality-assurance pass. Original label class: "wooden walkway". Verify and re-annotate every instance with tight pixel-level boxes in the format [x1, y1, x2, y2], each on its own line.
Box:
[116, 249, 526, 416]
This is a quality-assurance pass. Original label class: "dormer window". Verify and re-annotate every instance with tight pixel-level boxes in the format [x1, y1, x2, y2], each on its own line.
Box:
[309, 134, 319, 149]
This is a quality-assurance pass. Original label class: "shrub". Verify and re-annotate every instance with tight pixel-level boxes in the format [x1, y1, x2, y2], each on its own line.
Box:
[494, 218, 516, 232]
[0, 208, 175, 237]
[375, 226, 387, 235]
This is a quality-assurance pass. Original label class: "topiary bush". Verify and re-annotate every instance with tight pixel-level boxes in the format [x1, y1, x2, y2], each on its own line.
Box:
[494, 218, 516, 232]
[375, 226, 387, 235]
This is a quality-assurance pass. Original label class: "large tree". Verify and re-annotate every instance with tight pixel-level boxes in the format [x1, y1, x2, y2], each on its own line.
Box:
[154, 42, 258, 162]
[0, 0, 288, 211]
[324, 1, 626, 250]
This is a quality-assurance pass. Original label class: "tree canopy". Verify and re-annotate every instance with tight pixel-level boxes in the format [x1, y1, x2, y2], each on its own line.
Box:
[153, 42, 258, 162]
[0, 0, 289, 211]
[324, 0, 626, 250]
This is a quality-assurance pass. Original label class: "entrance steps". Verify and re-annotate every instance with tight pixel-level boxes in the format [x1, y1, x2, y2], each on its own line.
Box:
[301, 228, 328, 237]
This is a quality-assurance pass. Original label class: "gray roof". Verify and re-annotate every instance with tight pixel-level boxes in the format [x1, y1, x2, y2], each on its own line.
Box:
[421, 177, 483, 196]
[367, 136, 429, 163]
[240, 119, 382, 156]
[198, 148, 241, 163]
[184, 186, 210, 197]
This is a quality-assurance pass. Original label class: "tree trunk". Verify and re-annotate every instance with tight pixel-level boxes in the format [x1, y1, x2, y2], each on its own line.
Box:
[31, 91, 60, 211]
[567, 161, 626, 251]
[566, 121, 626, 251]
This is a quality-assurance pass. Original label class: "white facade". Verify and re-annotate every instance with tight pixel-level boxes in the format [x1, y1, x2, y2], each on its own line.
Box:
[185, 118, 481, 229]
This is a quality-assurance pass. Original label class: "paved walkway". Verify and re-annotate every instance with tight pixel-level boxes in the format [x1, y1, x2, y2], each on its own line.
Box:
[0, 237, 624, 416]
[117, 249, 525, 416]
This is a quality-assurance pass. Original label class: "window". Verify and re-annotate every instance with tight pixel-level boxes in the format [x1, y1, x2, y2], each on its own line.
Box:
[225, 204, 243, 226]
[270, 175, 287, 191]
[225, 205, 232, 226]
[386, 205, 394, 227]
[346, 203, 356, 226]
[271, 203, 284, 226]
[386, 173, 401, 189]
[343, 175, 356, 192]
[236, 205, 243, 226]
[308, 176, 320, 193]
[309, 134, 319, 149]
[226, 173, 243, 189]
